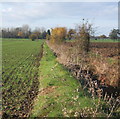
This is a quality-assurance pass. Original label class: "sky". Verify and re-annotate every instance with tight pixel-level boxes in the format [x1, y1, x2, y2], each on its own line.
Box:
[0, 2, 118, 36]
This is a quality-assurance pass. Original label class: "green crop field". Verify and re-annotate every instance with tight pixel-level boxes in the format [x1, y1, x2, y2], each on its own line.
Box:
[2, 38, 44, 116]
[2, 38, 120, 118]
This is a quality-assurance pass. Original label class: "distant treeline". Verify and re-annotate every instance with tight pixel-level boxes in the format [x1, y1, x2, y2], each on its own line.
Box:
[0, 24, 50, 39]
[0, 24, 119, 40]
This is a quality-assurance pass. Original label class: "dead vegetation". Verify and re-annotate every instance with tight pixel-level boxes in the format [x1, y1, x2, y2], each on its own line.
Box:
[39, 86, 58, 95]
[47, 40, 120, 117]
[47, 41, 120, 87]
[45, 20, 120, 117]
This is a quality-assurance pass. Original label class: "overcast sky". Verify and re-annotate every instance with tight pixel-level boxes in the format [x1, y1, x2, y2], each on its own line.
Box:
[1, 2, 118, 36]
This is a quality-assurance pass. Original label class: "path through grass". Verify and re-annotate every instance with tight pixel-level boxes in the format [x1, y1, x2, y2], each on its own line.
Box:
[30, 43, 94, 117]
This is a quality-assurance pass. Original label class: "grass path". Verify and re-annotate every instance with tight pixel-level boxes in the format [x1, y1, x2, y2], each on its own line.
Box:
[30, 43, 94, 117]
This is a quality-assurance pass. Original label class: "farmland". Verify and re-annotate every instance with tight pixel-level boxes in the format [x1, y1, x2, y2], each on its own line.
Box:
[90, 38, 120, 43]
[67, 41, 120, 58]
[30, 43, 94, 117]
[1, 1, 120, 118]
[30, 43, 120, 117]
[2, 38, 120, 118]
[1, 31, 120, 118]
[49, 37, 120, 98]
[2, 39, 43, 117]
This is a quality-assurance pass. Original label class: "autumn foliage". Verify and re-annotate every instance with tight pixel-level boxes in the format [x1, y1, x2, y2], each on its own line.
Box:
[50, 27, 67, 44]
[76, 21, 92, 53]
[29, 34, 37, 41]
[18, 31, 24, 38]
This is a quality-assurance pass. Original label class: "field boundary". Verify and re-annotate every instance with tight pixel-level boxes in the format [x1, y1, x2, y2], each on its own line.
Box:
[30, 43, 97, 117]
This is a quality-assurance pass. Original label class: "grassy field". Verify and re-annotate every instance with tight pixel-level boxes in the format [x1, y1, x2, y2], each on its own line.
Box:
[30, 43, 101, 117]
[90, 39, 120, 42]
[2, 38, 30, 41]
[66, 39, 120, 42]
[2, 38, 44, 116]
[2, 38, 119, 117]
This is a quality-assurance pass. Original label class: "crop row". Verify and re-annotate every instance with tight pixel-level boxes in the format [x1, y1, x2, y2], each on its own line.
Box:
[2, 39, 43, 117]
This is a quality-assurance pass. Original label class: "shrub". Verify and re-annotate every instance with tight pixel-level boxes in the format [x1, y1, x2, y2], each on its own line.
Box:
[76, 20, 93, 53]
[50, 27, 67, 44]
[79, 26, 90, 52]
[29, 34, 37, 41]
[46, 34, 50, 40]
[46, 29, 51, 40]
[99, 34, 107, 39]
[109, 29, 119, 40]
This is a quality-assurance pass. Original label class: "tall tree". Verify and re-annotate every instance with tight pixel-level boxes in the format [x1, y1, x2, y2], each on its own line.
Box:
[99, 34, 107, 39]
[21, 24, 30, 38]
[109, 29, 119, 40]
[76, 19, 93, 53]
[47, 29, 51, 35]
[50, 27, 67, 44]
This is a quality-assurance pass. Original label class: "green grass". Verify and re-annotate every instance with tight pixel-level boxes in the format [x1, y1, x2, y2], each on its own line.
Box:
[2, 38, 45, 41]
[2, 38, 29, 41]
[30, 43, 95, 117]
[2, 38, 119, 117]
[66, 39, 120, 43]
[90, 39, 120, 42]
[2, 38, 44, 115]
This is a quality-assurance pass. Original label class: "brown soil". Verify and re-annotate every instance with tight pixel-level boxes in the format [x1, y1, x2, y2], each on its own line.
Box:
[39, 86, 58, 95]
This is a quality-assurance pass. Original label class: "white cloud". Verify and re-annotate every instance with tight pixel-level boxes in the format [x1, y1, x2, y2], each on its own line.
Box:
[2, 3, 52, 20]
[1, 2, 118, 36]
[2, 7, 12, 12]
